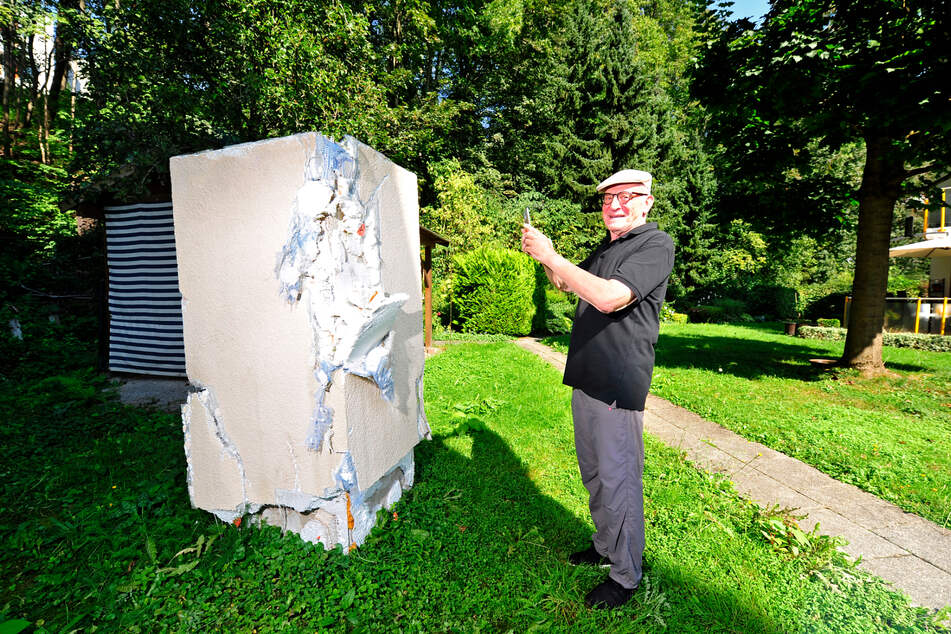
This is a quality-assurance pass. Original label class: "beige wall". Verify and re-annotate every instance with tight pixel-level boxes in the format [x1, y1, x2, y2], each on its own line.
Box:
[931, 256, 951, 297]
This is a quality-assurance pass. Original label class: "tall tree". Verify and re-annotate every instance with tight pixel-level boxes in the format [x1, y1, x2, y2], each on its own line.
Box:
[73, 0, 391, 197]
[698, 0, 951, 373]
[510, 0, 717, 294]
[1, 0, 76, 161]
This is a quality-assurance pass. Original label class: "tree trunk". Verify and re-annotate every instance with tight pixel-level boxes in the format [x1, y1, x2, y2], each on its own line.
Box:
[25, 33, 39, 128]
[48, 1, 79, 126]
[39, 93, 49, 164]
[841, 135, 904, 374]
[1, 24, 16, 157]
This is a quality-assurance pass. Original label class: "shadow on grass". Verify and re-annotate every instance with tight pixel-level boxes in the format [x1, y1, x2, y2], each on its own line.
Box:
[402, 426, 789, 632]
[2, 387, 786, 632]
[655, 333, 829, 381]
[655, 332, 929, 379]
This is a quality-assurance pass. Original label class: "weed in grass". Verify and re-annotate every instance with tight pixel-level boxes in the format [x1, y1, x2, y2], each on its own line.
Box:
[753, 505, 843, 570]
[449, 397, 500, 434]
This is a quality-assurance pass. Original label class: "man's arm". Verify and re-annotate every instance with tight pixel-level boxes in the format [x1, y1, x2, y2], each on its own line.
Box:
[521, 225, 634, 314]
[542, 263, 571, 292]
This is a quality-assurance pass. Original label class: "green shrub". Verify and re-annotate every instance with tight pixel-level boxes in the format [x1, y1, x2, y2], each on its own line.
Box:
[688, 298, 753, 323]
[536, 287, 576, 335]
[431, 330, 513, 343]
[451, 247, 537, 335]
[798, 326, 951, 352]
[757, 285, 798, 320]
[800, 271, 854, 321]
[882, 332, 951, 352]
[660, 303, 688, 324]
[797, 326, 847, 341]
[817, 318, 840, 328]
[887, 271, 927, 296]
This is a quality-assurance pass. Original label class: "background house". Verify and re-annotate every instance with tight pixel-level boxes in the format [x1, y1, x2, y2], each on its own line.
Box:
[886, 175, 951, 334]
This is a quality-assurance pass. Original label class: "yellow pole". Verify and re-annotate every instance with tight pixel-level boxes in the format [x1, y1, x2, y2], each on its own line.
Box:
[914, 297, 922, 334]
[942, 297, 949, 336]
[942, 190, 947, 232]
[923, 201, 929, 233]
[843, 296, 850, 326]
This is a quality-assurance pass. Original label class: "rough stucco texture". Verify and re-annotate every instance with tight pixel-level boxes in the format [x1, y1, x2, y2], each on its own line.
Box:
[170, 133, 427, 550]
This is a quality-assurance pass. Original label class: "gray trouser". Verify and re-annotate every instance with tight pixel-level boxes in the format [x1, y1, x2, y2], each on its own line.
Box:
[571, 388, 645, 590]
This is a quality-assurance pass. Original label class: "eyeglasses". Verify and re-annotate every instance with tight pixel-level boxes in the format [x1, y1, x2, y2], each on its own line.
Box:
[601, 192, 648, 205]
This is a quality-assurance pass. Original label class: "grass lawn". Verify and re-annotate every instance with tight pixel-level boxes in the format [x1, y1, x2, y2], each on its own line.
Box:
[2, 332, 947, 632]
[542, 322, 951, 529]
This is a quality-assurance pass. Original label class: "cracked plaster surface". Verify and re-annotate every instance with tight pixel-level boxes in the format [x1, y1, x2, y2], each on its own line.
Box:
[277, 134, 408, 451]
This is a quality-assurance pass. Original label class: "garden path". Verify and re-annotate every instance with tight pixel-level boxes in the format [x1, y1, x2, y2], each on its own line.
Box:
[514, 337, 951, 612]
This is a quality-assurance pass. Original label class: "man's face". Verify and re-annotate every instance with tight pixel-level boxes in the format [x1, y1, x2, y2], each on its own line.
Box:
[601, 182, 653, 238]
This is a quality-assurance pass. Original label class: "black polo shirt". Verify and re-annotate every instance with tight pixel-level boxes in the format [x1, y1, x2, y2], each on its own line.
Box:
[563, 222, 674, 411]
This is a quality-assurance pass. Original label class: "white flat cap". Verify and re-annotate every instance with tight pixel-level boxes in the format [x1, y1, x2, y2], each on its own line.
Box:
[596, 169, 652, 193]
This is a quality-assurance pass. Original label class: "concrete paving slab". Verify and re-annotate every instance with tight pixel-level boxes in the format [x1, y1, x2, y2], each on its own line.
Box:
[684, 417, 733, 438]
[645, 395, 680, 414]
[656, 405, 711, 430]
[836, 500, 925, 532]
[797, 507, 909, 560]
[514, 338, 566, 370]
[860, 555, 951, 611]
[752, 445, 791, 462]
[701, 433, 765, 462]
[117, 378, 190, 412]
[877, 523, 951, 574]
[753, 455, 836, 491]
[687, 453, 737, 477]
[685, 442, 746, 475]
[730, 470, 824, 511]
[645, 417, 709, 453]
[798, 482, 874, 508]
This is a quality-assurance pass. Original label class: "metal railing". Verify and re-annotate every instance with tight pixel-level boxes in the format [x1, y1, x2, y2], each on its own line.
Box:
[922, 190, 948, 234]
[844, 296, 950, 335]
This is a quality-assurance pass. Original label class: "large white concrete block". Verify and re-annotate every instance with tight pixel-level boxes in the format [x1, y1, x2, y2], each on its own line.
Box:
[170, 133, 429, 550]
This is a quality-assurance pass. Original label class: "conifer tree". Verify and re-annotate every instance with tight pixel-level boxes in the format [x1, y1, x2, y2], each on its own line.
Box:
[524, 0, 717, 294]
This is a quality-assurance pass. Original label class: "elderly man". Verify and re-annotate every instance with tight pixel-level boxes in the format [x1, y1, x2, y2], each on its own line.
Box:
[521, 169, 674, 609]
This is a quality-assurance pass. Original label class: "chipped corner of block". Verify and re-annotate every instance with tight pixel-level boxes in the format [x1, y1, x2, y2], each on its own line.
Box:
[416, 374, 431, 441]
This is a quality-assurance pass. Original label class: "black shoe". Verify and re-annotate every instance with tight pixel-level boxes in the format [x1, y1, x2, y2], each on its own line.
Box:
[568, 545, 611, 567]
[584, 576, 636, 609]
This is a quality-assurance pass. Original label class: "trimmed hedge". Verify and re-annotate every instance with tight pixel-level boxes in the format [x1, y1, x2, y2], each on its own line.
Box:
[797, 326, 846, 341]
[660, 303, 688, 324]
[816, 318, 840, 328]
[451, 247, 537, 335]
[798, 326, 951, 352]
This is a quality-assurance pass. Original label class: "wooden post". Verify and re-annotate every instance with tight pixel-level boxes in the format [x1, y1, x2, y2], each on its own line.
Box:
[424, 245, 433, 349]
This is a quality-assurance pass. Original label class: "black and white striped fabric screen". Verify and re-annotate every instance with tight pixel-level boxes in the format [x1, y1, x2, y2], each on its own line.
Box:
[104, 202, 186, 376]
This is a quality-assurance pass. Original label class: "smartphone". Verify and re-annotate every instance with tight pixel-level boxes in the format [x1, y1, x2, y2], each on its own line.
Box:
[523, 208, 531, 226]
